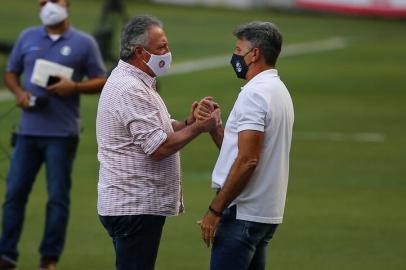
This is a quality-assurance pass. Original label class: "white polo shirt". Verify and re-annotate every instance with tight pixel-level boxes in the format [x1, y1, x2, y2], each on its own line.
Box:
[212, 69, 294, 224]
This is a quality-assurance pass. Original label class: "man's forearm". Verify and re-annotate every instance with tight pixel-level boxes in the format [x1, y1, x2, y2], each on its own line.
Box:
[151, 122, 204, 161]
[171, 120, 187, 131]
[4, 72, 24, 95]
[75, 77, 107, 94]
[210, 125, 224, 150]
[5, 71, 32, 108]
[209, 155, 258, 213]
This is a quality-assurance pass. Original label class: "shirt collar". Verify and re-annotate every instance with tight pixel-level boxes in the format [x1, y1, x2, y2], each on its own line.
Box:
[40, 26, 74, 40]
[117, 60, 157, 90]
[253, 68, 278, 80]
[241, 68, 279, 91]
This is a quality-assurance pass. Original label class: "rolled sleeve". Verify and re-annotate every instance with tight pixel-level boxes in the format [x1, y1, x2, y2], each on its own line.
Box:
[141, 129, 167, 156]
[117, 88, 168, 155]
[235, 89, 267, 132]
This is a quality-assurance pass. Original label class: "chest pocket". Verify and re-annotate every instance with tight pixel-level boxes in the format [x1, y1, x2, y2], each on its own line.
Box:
[23, 45, 46, 69]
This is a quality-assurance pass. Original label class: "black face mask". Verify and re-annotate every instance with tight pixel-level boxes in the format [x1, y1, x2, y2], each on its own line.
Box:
[230, 50, 252, 79]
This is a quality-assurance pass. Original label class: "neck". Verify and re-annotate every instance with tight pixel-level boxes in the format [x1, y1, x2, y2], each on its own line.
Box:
[46, 20, 69, 35]
[245, 63, 274, 81]
[127, 58, 156, 78]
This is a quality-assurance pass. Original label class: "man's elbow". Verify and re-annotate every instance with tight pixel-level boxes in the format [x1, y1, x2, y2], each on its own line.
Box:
[150, 147, 167, 161]
[4, 71, 16, 83]
[239, 154, 260, 169]
[150, 151, 164, 161]
[96, 77, 108, 92]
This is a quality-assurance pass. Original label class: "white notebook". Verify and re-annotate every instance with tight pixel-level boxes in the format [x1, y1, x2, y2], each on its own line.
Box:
[30, 59, 74, 88]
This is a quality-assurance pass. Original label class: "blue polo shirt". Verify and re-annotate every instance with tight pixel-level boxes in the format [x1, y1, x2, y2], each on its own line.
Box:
[7, 26, 106, 137]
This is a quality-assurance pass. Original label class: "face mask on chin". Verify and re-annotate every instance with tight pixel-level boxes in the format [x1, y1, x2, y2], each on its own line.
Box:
[39, 2, 68, 27]
[230, 49, 253, 80]
[143, 48, 172, 77]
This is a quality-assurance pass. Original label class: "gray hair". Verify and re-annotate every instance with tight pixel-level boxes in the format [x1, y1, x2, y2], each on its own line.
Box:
[233, 21, 283, 66]
[120, 15, 162, 61]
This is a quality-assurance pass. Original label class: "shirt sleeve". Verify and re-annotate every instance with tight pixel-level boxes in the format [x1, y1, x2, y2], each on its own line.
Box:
[117, 88, 167, 156]
[84, 35, 106, 78]
[6, 31, 25, 74]
[234, 89, 268, 133]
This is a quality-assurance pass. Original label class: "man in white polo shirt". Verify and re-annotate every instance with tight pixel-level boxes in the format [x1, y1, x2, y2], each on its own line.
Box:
[197, 21, 294, 270]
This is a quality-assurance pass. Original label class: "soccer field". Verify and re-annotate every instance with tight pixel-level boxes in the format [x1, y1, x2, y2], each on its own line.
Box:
[0, 0, 405, 269]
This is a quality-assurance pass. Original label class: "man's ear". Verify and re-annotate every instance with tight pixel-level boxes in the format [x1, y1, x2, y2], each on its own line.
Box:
[133, 46, 145, 59]
[251, 47, 261, 63]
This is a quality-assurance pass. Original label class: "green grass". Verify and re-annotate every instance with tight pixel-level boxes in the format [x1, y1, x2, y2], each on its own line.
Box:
[0, 0, 406, 269]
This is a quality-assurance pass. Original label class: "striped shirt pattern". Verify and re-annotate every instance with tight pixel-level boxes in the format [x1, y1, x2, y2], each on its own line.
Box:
[96, 60, 183, 216]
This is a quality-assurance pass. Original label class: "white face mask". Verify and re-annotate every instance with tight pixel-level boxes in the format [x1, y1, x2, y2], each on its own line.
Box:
[39, 2, 68, 26]
[143, 49, 172, 77]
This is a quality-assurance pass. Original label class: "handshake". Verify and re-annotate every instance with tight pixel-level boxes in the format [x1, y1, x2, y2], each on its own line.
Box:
[189, 96, 222, 133]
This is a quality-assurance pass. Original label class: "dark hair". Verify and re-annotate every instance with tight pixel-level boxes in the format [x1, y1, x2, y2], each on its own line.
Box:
[120, 15, 162, 61]
[233, 21, 283, 66]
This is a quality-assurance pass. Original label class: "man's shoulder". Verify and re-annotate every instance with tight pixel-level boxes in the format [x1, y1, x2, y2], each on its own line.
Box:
[239, 74, 286, 107]
[246, 71, 286, 93]
[69, 27, 96, 43]
[107, 69, 148, 93]
[18, 26, 43, 39]
[241, 81, 269, 99]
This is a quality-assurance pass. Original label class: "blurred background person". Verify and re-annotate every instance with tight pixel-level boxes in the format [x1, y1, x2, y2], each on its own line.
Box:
[93, 0, 128, 64]
[0, 1, 106, 269]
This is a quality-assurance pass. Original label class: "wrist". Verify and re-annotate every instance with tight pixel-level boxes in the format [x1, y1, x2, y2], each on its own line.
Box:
[192, 121, 206, 134]
[209, 124, 222, 135]
[185, 116, 195, 126]
[208, 205, 222, 217]
[15, 88, 26, 96]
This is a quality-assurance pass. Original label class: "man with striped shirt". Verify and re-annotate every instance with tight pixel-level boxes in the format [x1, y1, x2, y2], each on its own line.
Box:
[96, 15, 219, 270]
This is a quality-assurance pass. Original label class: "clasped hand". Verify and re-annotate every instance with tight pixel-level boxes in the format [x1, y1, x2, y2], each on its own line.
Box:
[194, 96, 222, 130]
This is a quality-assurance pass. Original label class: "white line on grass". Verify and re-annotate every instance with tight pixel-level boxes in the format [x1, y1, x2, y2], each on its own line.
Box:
[296, 132, 386, 142]
[0, 37, 347, 102]
[165, 36, 348, 76]
[0, 36, 382, 143]
[4, 37, 379, 143]
[0, 90, 12, 101]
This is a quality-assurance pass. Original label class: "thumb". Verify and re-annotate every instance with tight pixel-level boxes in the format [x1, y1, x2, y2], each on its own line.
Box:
[47, 83, 58, 91]
[212, 108, 220, 116]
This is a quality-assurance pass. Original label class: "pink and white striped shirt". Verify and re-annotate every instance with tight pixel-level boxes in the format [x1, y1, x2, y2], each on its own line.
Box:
[96, 60, 183, 216]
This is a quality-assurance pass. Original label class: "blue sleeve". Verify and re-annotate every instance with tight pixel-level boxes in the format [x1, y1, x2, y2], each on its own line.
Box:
[6, 31, 25, 75]
[84, 36, 106, 78]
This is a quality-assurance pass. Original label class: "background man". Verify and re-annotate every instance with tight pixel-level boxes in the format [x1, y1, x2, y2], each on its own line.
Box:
[0, 1, 106, 269]
[96, 15, 219, 270]
[197, 21, 294, 270]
